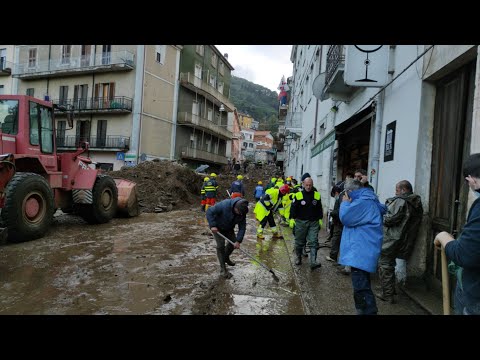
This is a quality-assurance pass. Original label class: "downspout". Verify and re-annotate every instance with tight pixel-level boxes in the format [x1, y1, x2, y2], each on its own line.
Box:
[371, 90, 384, 191]
[46, 45, 51, 98]
[170, 46, 181, 160]
[12, 46, 20, 94]
[131, 45, 145, 164]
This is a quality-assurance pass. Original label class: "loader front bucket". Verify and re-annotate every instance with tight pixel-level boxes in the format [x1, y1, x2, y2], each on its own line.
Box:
[114, 178, 140, 217]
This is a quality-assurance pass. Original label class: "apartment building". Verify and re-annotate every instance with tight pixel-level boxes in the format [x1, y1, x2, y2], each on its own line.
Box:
[176, 45, 234, 170]
[284, 44, 480, 305]
[12, 45, 181, 170]
[0, 45, 15, 95]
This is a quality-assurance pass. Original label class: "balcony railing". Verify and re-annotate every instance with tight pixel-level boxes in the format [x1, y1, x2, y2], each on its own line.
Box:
[285, 112, 303, 131]
[180, 146, 228, 165]
[179, 72, 235, 112]
[325, 45, 345, 86]
[53, 96, 133, 114]
[13, 50, 135, 79]
[56, 135, 130, 150]
[0, 59, 13, 75]
[177, 111, 232, 140]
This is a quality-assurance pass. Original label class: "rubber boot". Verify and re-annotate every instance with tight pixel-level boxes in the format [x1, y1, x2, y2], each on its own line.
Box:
[216, 248, 232, 279]
[257, 224, 265, 239]
[295, 247, 303, 265]
[272, 227, 283, 239]
[309, 246, 322, 270]
[225, 242, 236, 266]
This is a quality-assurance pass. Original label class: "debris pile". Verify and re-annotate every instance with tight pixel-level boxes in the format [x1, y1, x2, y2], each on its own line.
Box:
[108, 160, 203, 213]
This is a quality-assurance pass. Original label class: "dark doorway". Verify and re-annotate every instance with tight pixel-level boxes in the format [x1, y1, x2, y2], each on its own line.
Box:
[428, 61, 475, 302]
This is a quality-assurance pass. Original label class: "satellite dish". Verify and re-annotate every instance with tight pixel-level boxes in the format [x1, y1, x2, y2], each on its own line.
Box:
[312, 72, 328, 101]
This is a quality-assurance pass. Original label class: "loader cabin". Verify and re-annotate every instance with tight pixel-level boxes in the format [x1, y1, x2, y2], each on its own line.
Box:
[0, 95, 73, 156]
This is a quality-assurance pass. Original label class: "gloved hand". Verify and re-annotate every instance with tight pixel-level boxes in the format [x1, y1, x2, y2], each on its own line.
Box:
[318, 219, 323, 228]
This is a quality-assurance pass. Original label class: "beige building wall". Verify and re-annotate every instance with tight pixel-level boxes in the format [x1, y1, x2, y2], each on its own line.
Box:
[139, 45, 179, 159]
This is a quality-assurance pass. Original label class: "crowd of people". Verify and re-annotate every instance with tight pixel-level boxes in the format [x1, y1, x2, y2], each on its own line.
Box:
[203, 152, 480, 315]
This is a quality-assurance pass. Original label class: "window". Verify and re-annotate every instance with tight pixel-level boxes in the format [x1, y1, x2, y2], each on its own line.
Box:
[156, 45, 166, 65]
[26, 88, 34, 97]
[29, 101, 54, 153]
[0, 85, 4, 95]
[0, 99, 19, 134]
[209, 74, 216, 87]
[249, 143, 254, 148]
[211, 52, 217, 68]
[102, 45, 111, 65]
[97, 120, 107, 147]
[218, 81, 224, 94]
[194, 63, 202, 79]
[0, 48, 6, 70]
[28, 48, 37, 68]
[94, 82, 115, 109]
[219, 61, 224, 75]
[56, 120, 66, 146]
[81, 45, 91, 66]
[73, 84, 88, 109]
[59, 86, 69, 106]
[61, 45, 71, 65]
[196, 45, 204, 56]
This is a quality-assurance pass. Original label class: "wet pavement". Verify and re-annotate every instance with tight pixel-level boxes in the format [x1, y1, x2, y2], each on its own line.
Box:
[0, 206, 429, 315]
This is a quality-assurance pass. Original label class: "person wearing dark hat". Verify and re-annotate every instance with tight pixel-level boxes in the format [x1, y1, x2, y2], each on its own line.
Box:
[206, 198, 249, 279]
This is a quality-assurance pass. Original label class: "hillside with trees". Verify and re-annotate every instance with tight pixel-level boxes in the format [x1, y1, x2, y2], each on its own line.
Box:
[230, 76, 279, 134]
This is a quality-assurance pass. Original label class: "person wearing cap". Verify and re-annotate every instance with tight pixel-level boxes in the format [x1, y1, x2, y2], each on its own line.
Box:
[230, 175, 245, 199]
[265, 177, 277, 191]
[210, 173, 219, 192]
[254, 181, 265, 202]
[204, 176, 218, 211]
[254, 184, 290, 239]
[200, 177, 210, 212]
[290, 177, 324, 270]
[207, 198, 249, 279]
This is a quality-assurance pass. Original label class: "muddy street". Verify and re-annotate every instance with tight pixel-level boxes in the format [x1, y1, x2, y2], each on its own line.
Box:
[0, 206, 428, 315]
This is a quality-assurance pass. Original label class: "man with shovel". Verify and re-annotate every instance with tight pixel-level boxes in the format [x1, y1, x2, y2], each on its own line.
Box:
[206, 198, 249, 279]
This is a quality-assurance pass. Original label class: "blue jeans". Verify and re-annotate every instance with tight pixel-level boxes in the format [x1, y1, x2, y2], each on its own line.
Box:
[351, 267, 378, 315]
[454, 285, 480, 315]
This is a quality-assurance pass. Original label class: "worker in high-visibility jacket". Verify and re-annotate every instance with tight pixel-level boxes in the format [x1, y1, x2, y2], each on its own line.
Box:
[290, 176, 323, 270]
[204, 177, 218, 211]
[254, 184, 290, 239]
[200, 177, 210, 212]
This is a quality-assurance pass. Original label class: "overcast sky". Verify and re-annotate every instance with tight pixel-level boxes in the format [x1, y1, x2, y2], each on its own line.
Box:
[215, 45, 293, 93]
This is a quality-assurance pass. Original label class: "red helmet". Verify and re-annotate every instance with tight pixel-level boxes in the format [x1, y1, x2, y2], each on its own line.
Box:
[279, 184, 290, 195]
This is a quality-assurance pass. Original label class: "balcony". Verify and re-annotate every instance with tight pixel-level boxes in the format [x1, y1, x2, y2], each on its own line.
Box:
[278, 104, 288, 119]
[13, 50, 135, 79]
[180, 146, 228, 165]
[0, 59, 13, 76]
[177, 111, 232, 140]
[285, 112, 303, 135]
[323, 45, 357, 101]
[179, 72, 235, 112]
[53, 96, 133, 115]
[56, 135, 130, 151]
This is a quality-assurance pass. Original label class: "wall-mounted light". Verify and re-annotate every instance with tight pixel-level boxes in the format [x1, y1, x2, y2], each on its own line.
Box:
[219, 104, 225, 112]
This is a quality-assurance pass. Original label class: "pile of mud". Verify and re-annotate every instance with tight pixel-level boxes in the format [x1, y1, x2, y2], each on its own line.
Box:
[108, 160, 203, 213]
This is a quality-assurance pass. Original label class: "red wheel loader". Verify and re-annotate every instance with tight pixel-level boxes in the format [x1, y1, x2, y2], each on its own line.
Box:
[0, 95, 139, 243]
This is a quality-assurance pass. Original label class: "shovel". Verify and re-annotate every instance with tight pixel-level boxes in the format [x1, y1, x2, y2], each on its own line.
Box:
[441, 247, 451, 315]
[214, 230, 281, 282]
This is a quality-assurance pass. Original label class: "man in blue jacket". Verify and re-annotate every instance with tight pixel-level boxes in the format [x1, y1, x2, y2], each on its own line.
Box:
[339, 179, 387, 315]
[434, 153, 480, 315]
[206, 198, 249, 279]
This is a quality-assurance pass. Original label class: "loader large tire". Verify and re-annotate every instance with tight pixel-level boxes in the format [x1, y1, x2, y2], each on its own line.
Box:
[78, 175, 118, 224]
[0, 172, 54, 242]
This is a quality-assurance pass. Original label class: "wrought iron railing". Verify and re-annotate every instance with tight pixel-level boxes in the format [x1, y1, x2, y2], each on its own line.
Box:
[325, 45, 345, 85]
[13, 50, 135, 76]
[56, 135, 130, 149]
[180, 146, 228, 164]
[53, 96, 133, 112]
[285, 112, 303, 129]
[177, 111, 232, 139]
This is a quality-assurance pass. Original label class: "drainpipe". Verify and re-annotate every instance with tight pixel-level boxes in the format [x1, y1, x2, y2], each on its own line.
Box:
[131, 45, 145, 164]
[371, 90, 384, 191]
[12, 46, 20, 94]
[170, 46, 181, 160]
